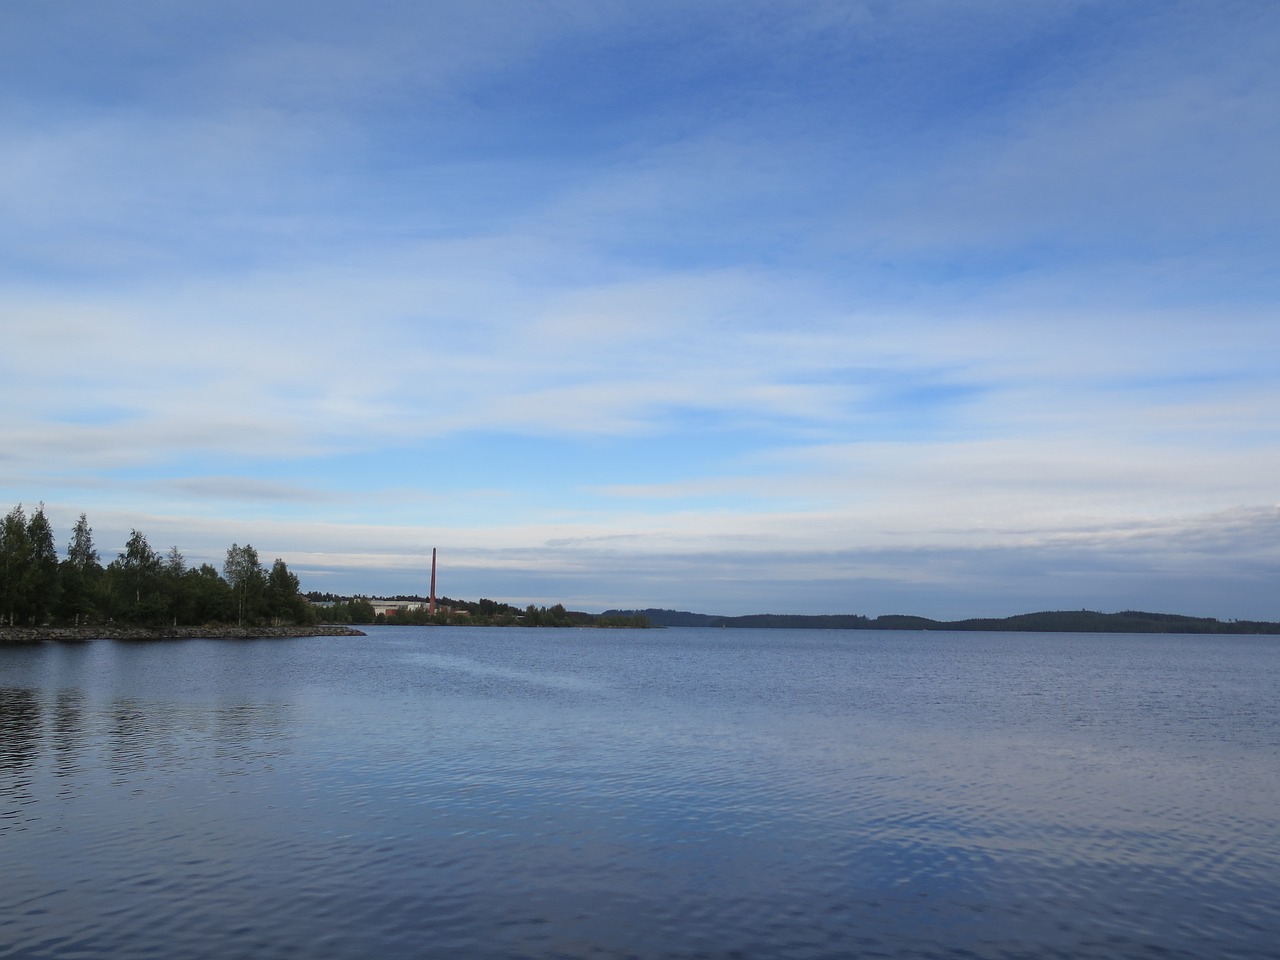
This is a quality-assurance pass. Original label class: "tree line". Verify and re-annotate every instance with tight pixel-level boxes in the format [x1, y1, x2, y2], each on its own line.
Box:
[0, 503, 315, 628]
[613, 607, 1280, 634]
[308, 593, 649, 628]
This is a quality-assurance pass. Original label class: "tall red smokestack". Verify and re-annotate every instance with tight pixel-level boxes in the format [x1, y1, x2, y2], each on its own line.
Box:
[429, 547, 437, 615]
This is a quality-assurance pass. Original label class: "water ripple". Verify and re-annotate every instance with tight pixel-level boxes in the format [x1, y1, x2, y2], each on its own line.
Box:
[2, 629, 1279, 959]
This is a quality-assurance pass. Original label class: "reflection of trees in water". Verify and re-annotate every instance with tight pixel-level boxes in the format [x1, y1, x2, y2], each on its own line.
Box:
[1, 687, 41, 821]
[213, 702, 292, 777]
[0, 681, 293, 815]
[106, 698, 292, 779]
[2, 689, 92, 804]
[53, 690, 86, 795]
[0, 687, 41, 771]
[103, 698, 292, 782]
[107, 697, 159, 780]
[0, 689, 89, 791]
[53, 691, 85, 751]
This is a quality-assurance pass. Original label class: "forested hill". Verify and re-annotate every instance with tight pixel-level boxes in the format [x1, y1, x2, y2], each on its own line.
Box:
[602, 608, 1280, 634]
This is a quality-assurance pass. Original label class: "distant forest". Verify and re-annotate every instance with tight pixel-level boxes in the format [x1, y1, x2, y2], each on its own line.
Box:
[306, 593, 649, 629]
[0, 503, 313, 628]
[605, 608, 1280, 635]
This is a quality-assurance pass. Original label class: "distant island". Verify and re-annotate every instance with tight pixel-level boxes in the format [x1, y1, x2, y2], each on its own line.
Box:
[602, 608, 1280, 635]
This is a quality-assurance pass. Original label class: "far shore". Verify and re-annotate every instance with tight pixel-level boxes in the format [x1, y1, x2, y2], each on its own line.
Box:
[0, 624, 368, 644]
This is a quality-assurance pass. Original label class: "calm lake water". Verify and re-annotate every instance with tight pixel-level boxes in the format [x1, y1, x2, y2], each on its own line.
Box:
[2, 626, 1278, 959]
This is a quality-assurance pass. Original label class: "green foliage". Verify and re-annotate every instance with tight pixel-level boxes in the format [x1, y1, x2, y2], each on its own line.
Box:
[0, 505, 33, 625]
[183, 563, 235, 624]
[522, 603, 579, 627]
[106, 529, 165, 624]
[67, 513, 99, 570]
[313, 594, 644, 629]
[264, 557, 309, 625]
[348, 597, 376, 624]
[25, 505, 61, 625]
[319, 601, 352, 623]
[59, 513, 104, 624]
[58, 557, 102, 625]
[0, 504, 315, 629]
[223, 543, 265, 625]
[594, 613, 651, 628]
[0, 503, 65, 625]
[317, 597, 375, 624]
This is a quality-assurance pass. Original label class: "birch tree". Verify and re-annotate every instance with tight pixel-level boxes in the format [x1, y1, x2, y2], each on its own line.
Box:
[223, 543, 265, 625]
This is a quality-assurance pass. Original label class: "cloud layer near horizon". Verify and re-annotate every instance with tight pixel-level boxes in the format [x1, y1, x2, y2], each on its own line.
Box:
[3, 1, 1278, 618]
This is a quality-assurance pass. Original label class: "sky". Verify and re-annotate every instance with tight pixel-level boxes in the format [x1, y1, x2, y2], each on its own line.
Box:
[2, 0, 1278, 619]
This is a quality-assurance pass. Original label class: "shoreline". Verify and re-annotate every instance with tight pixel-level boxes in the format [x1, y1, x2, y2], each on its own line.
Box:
[0, 624, 368, 644]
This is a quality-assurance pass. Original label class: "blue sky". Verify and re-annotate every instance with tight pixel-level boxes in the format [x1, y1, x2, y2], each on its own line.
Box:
[2, 1, 1278, 618]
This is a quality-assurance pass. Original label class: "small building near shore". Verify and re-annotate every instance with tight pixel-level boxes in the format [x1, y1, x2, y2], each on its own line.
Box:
[369, 600, 427, 617]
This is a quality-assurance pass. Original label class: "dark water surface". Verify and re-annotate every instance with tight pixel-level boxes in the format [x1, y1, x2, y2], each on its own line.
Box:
[2, 627, 1278, 959]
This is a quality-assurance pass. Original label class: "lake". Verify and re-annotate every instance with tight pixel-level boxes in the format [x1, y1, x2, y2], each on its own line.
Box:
[2, 626, 1278, 959]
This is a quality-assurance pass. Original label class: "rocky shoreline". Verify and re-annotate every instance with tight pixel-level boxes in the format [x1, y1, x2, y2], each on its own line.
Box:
[0, 624, 368, 644]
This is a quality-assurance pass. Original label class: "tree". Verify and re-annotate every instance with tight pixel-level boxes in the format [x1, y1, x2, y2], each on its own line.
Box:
[60, 512, 104, 624]
[25, 504, 60, 625]
[184, 563, 234, 624]
[348, 597, 375, 624]
[263, 557, 307, 625]
[164, 545, 186, 578]
[106, 529, 164, 623]
[223, 543, 265, 625]
[161, 546, 189, 625]
[0, 505, 32, 625]
[67, 513, 99, 570]
[319, 601, 353, 624]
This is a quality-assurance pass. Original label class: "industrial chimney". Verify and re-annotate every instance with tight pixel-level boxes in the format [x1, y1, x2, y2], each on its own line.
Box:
[429, 547, 437, 615]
